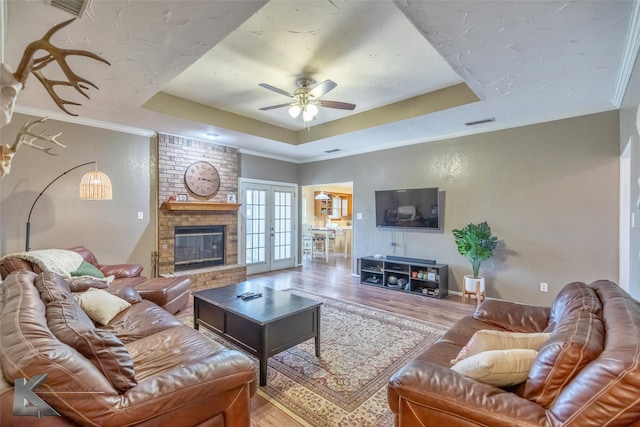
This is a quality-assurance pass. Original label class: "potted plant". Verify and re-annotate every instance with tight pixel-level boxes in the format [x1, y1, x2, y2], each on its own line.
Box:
[452, 221, 498, 298]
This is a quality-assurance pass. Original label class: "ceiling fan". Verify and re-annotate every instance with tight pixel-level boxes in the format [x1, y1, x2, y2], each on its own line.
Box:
[259, 77, 356, 123]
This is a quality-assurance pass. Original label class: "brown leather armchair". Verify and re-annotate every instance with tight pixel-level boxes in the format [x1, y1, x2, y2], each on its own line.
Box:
[388, 280, 640, 426]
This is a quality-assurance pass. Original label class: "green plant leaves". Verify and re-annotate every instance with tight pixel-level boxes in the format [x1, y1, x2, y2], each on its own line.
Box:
[452, 221, 498, 278]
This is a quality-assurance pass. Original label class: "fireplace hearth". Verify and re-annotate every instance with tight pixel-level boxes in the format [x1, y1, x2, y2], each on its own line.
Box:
[174, 225, 225, 271]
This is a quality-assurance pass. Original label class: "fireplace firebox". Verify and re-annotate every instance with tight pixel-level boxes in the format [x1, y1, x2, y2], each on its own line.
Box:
[174, 225, 225, 271]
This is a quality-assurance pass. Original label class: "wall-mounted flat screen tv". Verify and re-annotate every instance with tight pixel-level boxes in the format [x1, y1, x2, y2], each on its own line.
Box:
[375, 188, 440, 230]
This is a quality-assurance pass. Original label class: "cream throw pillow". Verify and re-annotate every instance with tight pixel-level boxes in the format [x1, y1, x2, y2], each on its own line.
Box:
[452, 330, 551, 364]
[75, 288, 131, 325]
[451, 349, 538, 387]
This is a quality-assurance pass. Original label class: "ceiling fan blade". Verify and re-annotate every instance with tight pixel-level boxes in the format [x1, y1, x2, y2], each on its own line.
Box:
[309, 79, 337, 99]
[319, 100, 356, 110]
[259, 102, 293, 111]
[259, 83, 294, 98]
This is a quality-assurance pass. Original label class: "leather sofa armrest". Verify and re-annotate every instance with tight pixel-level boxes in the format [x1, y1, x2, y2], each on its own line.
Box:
[388, 362, 547, 426]
[99, 264, 143, 278]
[474, 299, 550, 332]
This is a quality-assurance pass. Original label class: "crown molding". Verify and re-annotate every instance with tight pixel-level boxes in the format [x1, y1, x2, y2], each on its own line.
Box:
[14, 105, 156, 137]
[613, 0, 640, 107]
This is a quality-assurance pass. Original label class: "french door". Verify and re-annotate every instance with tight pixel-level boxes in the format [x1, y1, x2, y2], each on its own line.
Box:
[240, 180, 297, 275]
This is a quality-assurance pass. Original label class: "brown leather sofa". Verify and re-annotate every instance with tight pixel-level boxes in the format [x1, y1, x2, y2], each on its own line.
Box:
[1, 246, 189, 314]
[1, 270, 257, 426]
[388, 280, 640, 426]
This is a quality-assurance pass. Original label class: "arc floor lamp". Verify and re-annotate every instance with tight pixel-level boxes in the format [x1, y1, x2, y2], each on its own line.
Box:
[25, 161, 112, 251]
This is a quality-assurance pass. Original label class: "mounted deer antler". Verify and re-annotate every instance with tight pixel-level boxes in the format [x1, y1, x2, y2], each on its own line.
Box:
[0, 118, 66, 178]
[13, 18, 111, 115]
[0, 18, 110, 127]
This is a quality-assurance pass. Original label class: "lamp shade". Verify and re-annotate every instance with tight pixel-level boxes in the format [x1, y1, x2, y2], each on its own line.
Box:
[79, 170, 112, 200]
[315, 191, 330, 200]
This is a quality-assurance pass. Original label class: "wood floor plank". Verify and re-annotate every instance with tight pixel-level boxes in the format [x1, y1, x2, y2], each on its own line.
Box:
[210, 256, 476, 427]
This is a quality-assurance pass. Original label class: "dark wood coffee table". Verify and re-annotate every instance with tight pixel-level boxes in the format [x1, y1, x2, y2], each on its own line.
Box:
[193, 282, 322, 386]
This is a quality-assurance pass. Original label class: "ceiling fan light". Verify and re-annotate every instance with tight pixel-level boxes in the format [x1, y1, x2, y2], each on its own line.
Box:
[302, 109, 315, 122]
[288, 104, 301, 118]
[307, 104, 318, 116]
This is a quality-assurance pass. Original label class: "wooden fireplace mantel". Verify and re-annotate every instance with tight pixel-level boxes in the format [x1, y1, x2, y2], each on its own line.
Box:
[161, 201, 242, 211]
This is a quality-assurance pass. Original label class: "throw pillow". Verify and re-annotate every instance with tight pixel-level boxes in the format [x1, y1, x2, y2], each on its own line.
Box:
[65, 276, 109, 292]
[451, 349, 538, 387]
[75, 288, 131, 326]
[71, 260, 105, 278]
[452, 330, 551, 365]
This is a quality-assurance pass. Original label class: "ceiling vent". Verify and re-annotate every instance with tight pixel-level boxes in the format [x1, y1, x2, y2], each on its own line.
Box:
[324, 148, 341, 153]
[47, 0, 91, 18]
[465, 117, 496, 126]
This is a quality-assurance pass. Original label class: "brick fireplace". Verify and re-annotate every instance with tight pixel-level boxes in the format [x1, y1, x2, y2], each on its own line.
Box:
[157, 133, 246, 291]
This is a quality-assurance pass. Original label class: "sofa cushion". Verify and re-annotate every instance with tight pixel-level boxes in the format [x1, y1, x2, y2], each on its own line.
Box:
[35, 272, 138, 393]
[524, 308, 605, 407]
[452, 330, 551, 365]
[544, 280, 640, 425]
[65, 276, 110, 292]
[545, 281, 601, 332]
[75, 288, 131, 325]
[110, 286, 143, 304]
[451, 349, 539, 387]
[103, 299, 185, 344]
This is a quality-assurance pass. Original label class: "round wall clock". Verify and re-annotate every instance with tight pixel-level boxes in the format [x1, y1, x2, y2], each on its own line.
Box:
[184, 161, 220, 198]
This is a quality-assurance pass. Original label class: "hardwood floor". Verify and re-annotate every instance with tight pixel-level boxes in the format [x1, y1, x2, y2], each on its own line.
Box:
[234, 256, 476, 426]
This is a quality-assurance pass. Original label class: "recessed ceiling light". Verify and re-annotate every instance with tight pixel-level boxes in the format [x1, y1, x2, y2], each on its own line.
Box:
[206, 133, 219, 138]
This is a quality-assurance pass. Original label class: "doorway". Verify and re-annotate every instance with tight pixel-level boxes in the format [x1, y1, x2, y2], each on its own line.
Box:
[301, 182, 354, 263]
[240, 179, 298, 275]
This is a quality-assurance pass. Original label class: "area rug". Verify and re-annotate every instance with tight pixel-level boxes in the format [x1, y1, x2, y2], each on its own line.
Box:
[177, 290, 448, 427]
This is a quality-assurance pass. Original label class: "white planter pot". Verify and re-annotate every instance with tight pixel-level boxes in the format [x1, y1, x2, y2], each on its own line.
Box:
[464, 275, 485, 293]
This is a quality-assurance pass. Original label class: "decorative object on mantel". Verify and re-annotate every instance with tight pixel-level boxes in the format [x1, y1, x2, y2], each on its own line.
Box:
[0, 118, 65, 179]
[176, 193, 188, 202]
[226, 193, 236, 203]
[452, 221, 498, 306]
[160, 201, 241, 212]
[184, 161, 220, 198]
[26, 161, 112, 251]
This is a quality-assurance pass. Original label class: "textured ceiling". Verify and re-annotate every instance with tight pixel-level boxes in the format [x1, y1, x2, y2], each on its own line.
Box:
[4, 0, 639, 163]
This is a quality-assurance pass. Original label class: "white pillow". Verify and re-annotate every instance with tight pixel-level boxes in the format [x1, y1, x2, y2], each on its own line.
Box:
[452, 330, 551, 364]
[75, 288, 131, 326]
[451, 349, 538, 387]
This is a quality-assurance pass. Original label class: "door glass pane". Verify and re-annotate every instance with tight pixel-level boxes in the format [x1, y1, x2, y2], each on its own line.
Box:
[245, 189, 266, 264]
[273, 190, 293, 262]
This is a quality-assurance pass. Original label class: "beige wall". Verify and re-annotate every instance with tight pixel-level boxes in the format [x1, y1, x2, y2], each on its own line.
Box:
[0, 109, 623, 306]
[298, 111, 620, 305]
[240, 153, 298, 183]
[0, 113, 156, 275]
